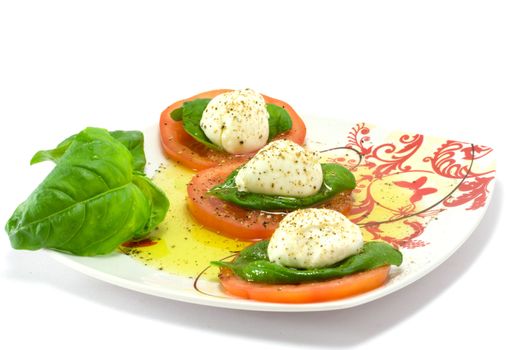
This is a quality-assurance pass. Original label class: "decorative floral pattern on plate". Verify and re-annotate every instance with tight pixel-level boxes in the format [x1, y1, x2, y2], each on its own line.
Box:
[323, 122, 495, 249]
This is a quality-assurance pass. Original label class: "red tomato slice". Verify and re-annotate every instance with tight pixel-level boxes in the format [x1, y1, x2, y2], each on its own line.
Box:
[160, 89, 307, 171]
[218, 266, 390, 303]
[187, 162, 354, 240]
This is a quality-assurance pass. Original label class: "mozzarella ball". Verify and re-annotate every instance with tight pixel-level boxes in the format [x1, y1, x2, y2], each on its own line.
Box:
[268, 208, 364, 269]
[200, 89, 269, 154]
[234, 140, 323, 197]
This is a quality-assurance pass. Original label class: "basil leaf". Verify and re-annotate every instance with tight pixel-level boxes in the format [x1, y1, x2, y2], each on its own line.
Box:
[170, 99, 221, 150]
[212, 240, 402, 284]
[31, 130, 147, 174]
[30, 135, 75, 165]
[169, 106, 184, 121]
[169, 98, 293, 151]
[266, 103, 293, 140]
[181, 99, 222, 151]
[108, 130, 146, 173]
[131, 175, 170, 237]
[208, 163, 356, 210]
[5, 127, 169, 256]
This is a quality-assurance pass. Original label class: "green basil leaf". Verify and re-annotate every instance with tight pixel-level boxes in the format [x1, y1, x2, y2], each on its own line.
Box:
[266, 103, 293, 140]
[180, 99, 222, 151]
[30, 135, 76, 165]
[5, 127, 169, 256]
[108, 130, 146, 173]
[208, 163, 356, 210]
[170, 106, 184, 121]
[131, 175, 170, 238]
[212, 240, 402, 284]
[169, 98, 293, 151]
[31, 130, 147, 174]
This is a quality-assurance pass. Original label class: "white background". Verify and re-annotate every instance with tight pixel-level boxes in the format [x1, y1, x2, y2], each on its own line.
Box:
[0, 0, 525, 349]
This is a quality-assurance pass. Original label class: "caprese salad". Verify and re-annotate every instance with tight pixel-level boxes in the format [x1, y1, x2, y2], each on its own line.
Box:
[160, 89, 306, 170]
[212, 208, 402, 303]
[186, 139, 357, 240]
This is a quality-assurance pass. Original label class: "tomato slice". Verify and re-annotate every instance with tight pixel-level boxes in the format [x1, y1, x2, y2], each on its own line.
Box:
[218, 266, 390, 303]
[160, 89, 307, 171]
[187, 162, 355, 240]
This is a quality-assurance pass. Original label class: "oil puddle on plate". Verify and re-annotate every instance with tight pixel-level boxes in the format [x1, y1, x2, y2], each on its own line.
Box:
[120, 163, 249, 282]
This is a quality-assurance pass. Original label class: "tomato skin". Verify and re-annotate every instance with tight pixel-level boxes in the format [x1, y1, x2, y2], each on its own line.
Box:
[160, 89, 307, 171]
[187, 163, 355, 240]
[218, 266, 390, 303]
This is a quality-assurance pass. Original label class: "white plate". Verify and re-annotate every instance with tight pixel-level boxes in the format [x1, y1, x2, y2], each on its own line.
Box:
[48, 117, 496, 312]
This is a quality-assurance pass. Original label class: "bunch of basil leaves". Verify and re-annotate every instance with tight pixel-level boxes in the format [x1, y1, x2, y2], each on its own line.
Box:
[5, 127, 169, 256]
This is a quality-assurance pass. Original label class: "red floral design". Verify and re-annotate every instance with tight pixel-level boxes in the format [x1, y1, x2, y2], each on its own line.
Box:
[370, 134, 424, 179]
[393, 176, 438, 203]
[423, 140, 471, 178]
[443, 176, 494, 210]
[347, 122, 372, 155]
[423, 141, 495, 179]
[330, 123, 495, 249]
